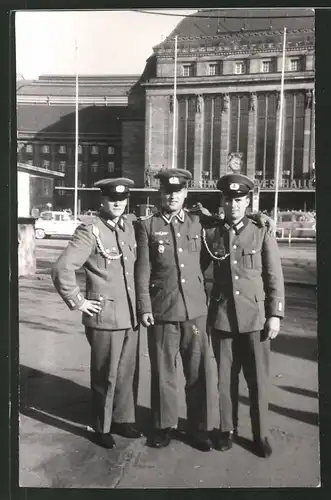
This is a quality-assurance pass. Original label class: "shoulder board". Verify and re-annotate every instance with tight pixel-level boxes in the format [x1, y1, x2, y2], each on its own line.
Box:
[139, 213, 154, 221]
[91, 224, 100, 237]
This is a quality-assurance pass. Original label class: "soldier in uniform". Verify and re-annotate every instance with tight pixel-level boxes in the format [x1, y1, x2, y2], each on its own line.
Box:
[201, 174, 285, 458]
[52, 178, 142, 449]
[135, 169, 214, 451]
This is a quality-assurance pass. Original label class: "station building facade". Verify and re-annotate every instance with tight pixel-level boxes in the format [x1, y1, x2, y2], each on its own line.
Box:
[17, 9, 315, 214]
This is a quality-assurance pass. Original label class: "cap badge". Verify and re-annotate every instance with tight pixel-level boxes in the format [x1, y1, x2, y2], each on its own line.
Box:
[229, 183, 240, 191]
[115, 185, 125, 193]
[169, 177, 180, 184]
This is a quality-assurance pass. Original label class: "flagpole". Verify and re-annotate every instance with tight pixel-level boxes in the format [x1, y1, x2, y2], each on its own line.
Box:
[74, 39, 79, 221]
[273, 27, 287, 227]
[171, 35, 178, 169]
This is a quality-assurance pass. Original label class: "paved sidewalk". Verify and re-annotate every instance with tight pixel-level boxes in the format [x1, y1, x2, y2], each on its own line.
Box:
[18, 240, 319, 488]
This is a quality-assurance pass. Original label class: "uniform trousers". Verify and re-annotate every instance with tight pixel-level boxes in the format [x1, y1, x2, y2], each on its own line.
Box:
[147, 316, 213, 432]
[85, 327, 139, 434]
[211, 329, 270, 439]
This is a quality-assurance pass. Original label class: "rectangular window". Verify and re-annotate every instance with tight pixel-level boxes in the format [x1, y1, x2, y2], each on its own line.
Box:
[261, 60, 272, 73]
[182, 64, 194, 77]
[108, 146, 115, 155]
[91, 145, 99, 155]
[26, 144, 33, 153]
[234, 61, 245, 74]
[41, 144, 50, 154]
[209, 63, 219, 76]
[91, 162, 99, 173]
[78, 161, 83, 172]
[42, 159, 50, 169]
[59, 145, 66, 154]
[78, 144, 83, 155]
[107, 161, 115, 173]
[290, 58, 300, 71]
[42, 179, 51, 196]
[57, 179, 65, 188]
[59, 160, 66, 172]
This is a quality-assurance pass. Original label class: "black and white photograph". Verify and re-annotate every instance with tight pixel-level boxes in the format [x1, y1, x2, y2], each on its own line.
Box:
[16, 8, 318, 488]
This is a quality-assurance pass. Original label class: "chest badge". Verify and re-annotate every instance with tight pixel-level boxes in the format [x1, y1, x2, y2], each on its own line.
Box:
[158, 244, 165, 254]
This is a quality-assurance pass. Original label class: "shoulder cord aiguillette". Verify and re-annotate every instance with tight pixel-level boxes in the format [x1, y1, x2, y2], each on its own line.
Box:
[202, 228, 232, 261]
[92, 225, 123, 260]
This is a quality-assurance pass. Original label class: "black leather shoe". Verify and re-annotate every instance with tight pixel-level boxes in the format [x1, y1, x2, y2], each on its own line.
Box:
[214, 431, 233, 452]
[254, 437, 272, 458]
[147, 428, 172, 448]
[111, 422, 142, 439]
[95, 432, 116, 449]
[188, 431, 213, 452]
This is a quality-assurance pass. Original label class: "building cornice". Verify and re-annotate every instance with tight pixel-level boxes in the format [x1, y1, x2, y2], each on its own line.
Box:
[143, 71, 314, 88]
[16, 96, 128, 106]
[18, 162, 65, 177]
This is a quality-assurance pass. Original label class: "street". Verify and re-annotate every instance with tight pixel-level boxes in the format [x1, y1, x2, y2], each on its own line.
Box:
[19, 238, 319, 488]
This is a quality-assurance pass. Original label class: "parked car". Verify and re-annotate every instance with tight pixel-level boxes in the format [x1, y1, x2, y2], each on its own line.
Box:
[276, 211, 316, 238]
[34, 211, 81, 239]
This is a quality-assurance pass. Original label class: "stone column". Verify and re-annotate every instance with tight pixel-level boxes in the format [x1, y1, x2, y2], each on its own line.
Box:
[220, 93, 231, 176]
[193, 95, 204, 184]
[246, 92, 257, 178]
[144, 95, 152, 171]
[274, 91, 286, 186]
[302, 89, 312, 176]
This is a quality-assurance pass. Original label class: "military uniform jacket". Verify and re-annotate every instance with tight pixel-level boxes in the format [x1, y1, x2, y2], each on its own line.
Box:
[52, 214, 138, 330]
[201, 216, 285, 333]
[135, 210, 208, 322]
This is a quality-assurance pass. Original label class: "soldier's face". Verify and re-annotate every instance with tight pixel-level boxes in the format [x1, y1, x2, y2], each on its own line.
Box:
[101, 195, 128, 219]
[222, 195, 250, 223]
[160, 187, 188, 213]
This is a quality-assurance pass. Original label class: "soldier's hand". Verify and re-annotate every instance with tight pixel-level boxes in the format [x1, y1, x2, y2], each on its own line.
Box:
[140, 313, 154, 327]
[264, 316, 281, 340]
[78, 299, 102, 317]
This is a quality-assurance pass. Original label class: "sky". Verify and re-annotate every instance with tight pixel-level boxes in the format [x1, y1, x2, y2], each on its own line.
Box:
[15, 9, 196, 79]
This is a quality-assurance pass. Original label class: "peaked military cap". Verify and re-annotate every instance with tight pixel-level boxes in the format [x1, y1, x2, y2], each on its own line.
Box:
[94, 177, 134, 197]
[217, 174, 254, 198]
[155, 168, 192, 191]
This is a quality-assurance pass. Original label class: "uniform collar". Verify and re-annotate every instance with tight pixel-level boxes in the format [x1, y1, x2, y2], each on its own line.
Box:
[160, 209, 185, 224]
[223, 216, 248, 235]
[105, 216, 125, 231]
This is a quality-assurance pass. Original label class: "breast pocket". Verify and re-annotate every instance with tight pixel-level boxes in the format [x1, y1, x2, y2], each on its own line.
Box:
[187, 234, 200, 252]
[242, 248, 262, 270]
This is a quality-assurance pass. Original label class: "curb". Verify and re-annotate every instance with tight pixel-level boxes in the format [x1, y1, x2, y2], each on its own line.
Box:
[285, 281, 316, 289]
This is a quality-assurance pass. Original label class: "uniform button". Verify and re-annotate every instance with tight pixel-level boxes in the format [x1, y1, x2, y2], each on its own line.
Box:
[180, 264, 184, 268]
[235, 290, 240, 295]
[159, 240, 163, 244]
[128, 286, 131, 290]
[233, 260, 238, 264]
[112, 247, 116, 251]
[252, 249, 256, 254]
[121, 241, 125, 245]
[181, 279, 186, 283]
[177, 233, 181, 237]
[126, 272, 129, 275]
[235, 276, 239, 280]
[233, 245, 237, 249]
[179, 248, 183, 252]
[124, 256, 127, 260]
[232, 230, 236, 235]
